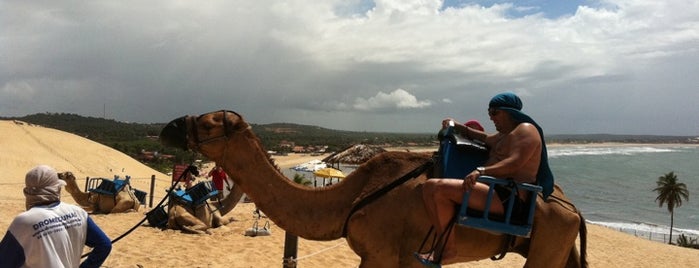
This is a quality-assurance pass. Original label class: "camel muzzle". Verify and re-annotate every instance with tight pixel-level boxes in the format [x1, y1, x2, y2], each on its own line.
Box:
[160, 116, 189, 151]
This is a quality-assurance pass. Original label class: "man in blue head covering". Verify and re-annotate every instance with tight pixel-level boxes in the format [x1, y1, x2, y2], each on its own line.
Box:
[419, 92, 554, 264]
[487, 92, 554, 198]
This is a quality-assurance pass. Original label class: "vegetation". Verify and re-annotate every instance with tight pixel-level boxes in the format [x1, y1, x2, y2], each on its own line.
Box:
[292, 173, 312, 187]
[677, 234, 699, 249]
[652, 171, 690, 245]
[2, 113, 437, 173]
[4, 112, 697, 174]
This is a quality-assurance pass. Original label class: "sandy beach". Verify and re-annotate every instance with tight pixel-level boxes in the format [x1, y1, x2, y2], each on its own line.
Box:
[2, 120, 698, 267]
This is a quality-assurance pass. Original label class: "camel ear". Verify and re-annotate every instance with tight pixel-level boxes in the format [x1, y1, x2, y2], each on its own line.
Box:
[160, 116, 189, 150]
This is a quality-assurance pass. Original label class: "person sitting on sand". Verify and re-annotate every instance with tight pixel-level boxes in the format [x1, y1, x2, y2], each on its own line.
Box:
[419, 92, 554, 264]
[0, 165, 112, 268]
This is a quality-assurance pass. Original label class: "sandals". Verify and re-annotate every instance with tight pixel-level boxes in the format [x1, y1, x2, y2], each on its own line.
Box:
[413, 252, 442, 268]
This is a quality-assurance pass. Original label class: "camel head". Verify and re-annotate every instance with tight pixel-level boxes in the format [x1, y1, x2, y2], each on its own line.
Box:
[160, 110, 252, 162]
[57, 171, 76, 183]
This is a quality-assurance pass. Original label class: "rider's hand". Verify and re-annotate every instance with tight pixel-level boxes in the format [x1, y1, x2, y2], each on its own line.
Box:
[442, 118, 457, 128]
[462, 170, 479, 192]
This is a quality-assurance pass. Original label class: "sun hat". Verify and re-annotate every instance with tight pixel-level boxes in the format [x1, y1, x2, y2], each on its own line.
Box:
[24, 165, 66, 209]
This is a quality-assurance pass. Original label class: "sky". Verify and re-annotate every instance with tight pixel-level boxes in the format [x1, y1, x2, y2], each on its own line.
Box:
[1, 0, 698, 135]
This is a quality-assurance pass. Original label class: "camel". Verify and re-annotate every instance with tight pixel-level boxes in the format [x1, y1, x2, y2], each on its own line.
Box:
[58, 172, 141, 214]
[159, 110, 587, 268]
[165, 183, 245, 234]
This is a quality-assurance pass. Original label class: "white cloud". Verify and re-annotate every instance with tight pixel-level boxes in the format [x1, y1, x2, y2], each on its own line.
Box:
[353, 89, 432, 111]
[0, 0, 697, 134]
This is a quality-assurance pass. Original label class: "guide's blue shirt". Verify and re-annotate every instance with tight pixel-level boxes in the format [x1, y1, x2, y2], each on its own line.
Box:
[0, 202, 112, 268]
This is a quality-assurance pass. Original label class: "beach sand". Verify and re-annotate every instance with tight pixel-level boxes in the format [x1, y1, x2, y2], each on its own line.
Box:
[2, 120, 698, 267]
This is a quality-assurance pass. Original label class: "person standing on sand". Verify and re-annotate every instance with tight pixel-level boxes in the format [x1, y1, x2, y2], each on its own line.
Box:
[419, 92, 554, 265]
[207, 165, 231, 200]
[0, 165, 112, 268]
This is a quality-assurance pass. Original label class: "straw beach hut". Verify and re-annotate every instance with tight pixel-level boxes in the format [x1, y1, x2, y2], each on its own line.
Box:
[322, 144, 387, 167]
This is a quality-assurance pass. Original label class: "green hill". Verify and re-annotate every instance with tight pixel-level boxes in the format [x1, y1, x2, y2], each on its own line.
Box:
[4, 113, 696, 172]
[2, 113, 436, 171]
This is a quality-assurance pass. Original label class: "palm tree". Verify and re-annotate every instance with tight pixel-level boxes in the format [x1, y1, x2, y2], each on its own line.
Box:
[653, 171, 690, 244]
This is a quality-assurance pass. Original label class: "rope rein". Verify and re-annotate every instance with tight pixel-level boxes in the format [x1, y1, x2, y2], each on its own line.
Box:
[295, 241, 346, 261]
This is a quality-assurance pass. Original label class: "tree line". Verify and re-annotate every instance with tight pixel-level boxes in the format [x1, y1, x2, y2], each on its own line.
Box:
[3, 113, 437, 172]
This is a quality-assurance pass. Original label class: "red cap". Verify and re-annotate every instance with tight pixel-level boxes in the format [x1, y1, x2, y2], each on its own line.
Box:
[464, 120, 484, 131]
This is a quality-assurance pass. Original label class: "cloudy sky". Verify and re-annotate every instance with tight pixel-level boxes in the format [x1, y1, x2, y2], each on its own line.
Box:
[2, 0, 698, 135]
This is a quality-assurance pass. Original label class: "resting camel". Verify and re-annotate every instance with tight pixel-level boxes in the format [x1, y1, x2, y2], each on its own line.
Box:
[166, 183, 244, 234]
[58, 172, 141, 214]
[159, 110, 587, 268]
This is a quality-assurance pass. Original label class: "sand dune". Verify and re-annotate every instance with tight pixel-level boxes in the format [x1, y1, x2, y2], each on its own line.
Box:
[1, 120, 698, 267]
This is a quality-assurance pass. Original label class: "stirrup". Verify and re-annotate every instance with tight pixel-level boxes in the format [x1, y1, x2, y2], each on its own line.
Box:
[413, 252, 442, 268]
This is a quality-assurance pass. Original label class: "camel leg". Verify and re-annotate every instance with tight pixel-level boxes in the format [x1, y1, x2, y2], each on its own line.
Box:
[180, 224, 211, 235]
[212, 211, 235, 227]
[110, 193, 136, 213]
[167, 205, 210, 234]
[525, 210, 581, 268]
[565, 247, 581, 268]
[167, 206, 183, 230]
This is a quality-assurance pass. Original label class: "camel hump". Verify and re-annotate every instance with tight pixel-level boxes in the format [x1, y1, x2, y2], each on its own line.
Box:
[350, 151, 432, 204]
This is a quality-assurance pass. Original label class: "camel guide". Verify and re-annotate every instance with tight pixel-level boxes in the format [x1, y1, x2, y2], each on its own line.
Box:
[419, 92, 554, 265]
[0, 165, 112, 268]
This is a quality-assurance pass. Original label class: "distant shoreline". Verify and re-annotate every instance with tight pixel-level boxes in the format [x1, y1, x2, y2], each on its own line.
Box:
[547, 142, 699, 147]
[387, 142, 699, 152]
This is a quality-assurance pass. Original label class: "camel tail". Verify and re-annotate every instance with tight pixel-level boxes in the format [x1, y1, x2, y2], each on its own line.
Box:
[578, 212, 588, 268]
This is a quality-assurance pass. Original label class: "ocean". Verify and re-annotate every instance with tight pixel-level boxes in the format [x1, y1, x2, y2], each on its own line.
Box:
[284, 144, 699, 243]
[549, 144, 699, 242]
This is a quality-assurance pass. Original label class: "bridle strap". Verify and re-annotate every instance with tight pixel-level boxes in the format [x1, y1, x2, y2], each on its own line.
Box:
[189, 110, 250, 149]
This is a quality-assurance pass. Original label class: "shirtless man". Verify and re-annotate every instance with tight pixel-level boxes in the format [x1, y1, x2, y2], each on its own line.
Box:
[420, 92, 554, 264]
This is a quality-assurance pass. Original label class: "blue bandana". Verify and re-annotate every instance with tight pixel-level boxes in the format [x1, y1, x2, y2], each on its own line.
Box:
[489, 92, 554, 199]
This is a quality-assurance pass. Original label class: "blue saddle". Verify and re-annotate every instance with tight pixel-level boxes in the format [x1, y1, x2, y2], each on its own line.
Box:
[457, 176, 541, 237]
[170, 181, 219, 207]
[436, 125, 541, 237]
[88, 177, 129, 196]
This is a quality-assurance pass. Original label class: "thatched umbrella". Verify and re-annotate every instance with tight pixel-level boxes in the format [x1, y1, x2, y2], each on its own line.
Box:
[323, 144, 387, 167]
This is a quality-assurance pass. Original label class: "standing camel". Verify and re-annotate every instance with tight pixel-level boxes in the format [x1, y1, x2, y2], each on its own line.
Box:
[159, 110, 587, 268]
[58, 172, 140, 214]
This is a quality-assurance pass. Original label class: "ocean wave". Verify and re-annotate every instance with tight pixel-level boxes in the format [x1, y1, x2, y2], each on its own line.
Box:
[548, 146, 679, 158]
[588, 220, 699, 236]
